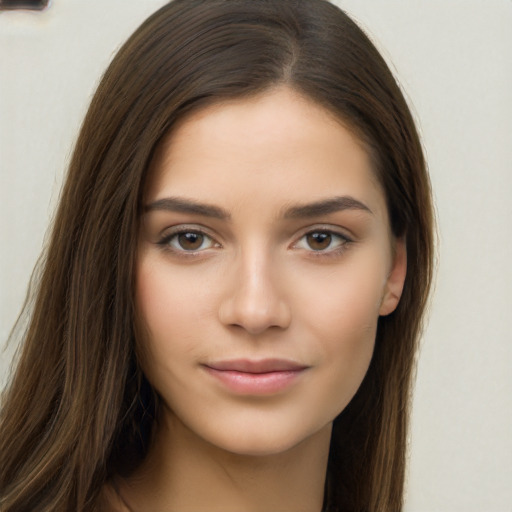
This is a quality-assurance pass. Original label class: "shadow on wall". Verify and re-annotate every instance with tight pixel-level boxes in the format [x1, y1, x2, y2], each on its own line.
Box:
[0, 0, 50, 11]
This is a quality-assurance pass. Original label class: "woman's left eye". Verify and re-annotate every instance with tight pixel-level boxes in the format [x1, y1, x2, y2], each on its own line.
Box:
[294, 230, 350, 253]
[160, 230, 217, 252]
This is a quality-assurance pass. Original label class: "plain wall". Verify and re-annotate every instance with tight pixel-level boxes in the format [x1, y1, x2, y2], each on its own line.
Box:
[1, 1, 511, 510]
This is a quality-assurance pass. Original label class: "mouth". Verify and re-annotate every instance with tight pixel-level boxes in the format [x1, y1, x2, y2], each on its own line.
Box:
[202, 359, 309, 395]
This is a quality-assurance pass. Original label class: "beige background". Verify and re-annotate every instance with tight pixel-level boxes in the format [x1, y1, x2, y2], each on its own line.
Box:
[1, 1, 511, 510]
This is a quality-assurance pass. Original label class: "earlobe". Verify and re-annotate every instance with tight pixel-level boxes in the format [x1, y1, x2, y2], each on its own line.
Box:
[379, 237, 407, 316]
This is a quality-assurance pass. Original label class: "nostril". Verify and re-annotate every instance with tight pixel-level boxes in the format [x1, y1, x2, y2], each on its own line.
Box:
[218, 293, 292, 335]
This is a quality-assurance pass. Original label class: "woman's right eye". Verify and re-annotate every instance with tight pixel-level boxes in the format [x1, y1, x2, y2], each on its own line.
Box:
[159, 230, 218, 253]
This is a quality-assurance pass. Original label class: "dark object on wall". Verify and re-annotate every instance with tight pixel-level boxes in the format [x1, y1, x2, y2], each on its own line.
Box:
[0, 0, 50, 10]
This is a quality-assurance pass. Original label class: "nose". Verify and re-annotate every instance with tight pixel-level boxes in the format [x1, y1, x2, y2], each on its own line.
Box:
[218, 250, 292, 335]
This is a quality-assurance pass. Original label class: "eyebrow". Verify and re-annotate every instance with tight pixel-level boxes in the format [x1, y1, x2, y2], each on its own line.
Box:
[283, 196, 373, 218]
[144, 195, 372, 220]
[144, 197, 231, 219]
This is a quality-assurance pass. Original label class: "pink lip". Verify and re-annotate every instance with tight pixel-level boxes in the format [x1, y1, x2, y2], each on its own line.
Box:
[203, 359, 309, 395]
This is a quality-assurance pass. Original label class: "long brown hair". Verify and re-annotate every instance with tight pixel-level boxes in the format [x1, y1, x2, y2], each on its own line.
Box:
[0, 1, 434, 510]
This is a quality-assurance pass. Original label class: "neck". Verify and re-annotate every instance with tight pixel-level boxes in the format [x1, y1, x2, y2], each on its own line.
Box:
[119, 410, 331, 512]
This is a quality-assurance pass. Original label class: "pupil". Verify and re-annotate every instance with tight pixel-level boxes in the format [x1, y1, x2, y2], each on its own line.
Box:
[179, 232, 203, 250]
[307, 232, 331, 250]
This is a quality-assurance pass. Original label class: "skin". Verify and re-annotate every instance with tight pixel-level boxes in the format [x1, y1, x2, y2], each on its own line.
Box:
[118, 87, 406, 512]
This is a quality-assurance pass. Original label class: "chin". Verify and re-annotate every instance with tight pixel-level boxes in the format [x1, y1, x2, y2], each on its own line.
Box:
[200, 419, 333, 459]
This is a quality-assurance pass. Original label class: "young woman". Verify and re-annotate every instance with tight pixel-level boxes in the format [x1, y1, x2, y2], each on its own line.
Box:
[0, 1, 434, 510]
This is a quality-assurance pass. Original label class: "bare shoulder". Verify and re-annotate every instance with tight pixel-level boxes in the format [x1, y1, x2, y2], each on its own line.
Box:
[96, 482, 132, 512]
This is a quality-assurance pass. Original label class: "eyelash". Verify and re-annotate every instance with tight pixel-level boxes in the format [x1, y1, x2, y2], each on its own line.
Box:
[157, 226, 220, 256]
[157, 226, 353, 258]
[292, 229, 352, 258]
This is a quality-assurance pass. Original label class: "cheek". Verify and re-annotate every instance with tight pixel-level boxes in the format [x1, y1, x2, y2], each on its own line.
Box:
[134, 256, 216, 409]
[135, 257, 198, 373]
[300, 254, 385, 346]
[295, 258, 385, 408]
[135, 256, 214, 347]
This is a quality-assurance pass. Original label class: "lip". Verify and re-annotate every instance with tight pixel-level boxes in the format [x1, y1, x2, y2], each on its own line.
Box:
[202, 359, 309, 395]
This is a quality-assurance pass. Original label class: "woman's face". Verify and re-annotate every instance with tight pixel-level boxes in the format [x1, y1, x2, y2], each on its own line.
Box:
[136, 87, 406, 456]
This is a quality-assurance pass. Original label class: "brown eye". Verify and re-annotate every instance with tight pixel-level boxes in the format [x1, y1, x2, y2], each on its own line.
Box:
[306, 232, 332, 251]
[294, 230, 350, 254]
[177, 232, 204, 250]
[161, 230, 216, 252]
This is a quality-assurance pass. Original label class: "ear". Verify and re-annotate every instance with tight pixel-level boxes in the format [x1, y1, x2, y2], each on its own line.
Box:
[379, 237, 407, 316]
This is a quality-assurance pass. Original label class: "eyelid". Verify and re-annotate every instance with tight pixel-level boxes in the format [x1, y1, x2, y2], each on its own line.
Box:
[157, 224, 221, 253]
[155, 223, 354, 257]
[292, 224, 354, 241]
[291, 225, 354, 254]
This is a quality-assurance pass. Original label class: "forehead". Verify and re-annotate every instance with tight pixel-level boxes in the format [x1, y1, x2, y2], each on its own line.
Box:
[145, 87, 387, 219]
